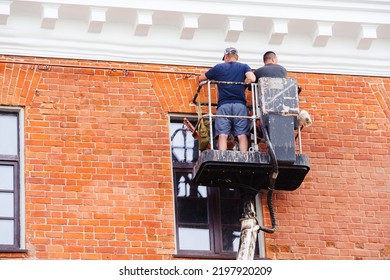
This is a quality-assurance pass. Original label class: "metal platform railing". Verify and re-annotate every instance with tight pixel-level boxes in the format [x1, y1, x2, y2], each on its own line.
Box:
[193, 80, 304, 154]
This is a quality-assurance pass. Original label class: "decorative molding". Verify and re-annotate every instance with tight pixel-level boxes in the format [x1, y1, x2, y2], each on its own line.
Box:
[134, 10, 153, 36]
[88, 7, 107, 33]
[40, 3, 59, 29]
[0, 0, 389, 77]
[225, 17, 244, 42]
[357, 24, 378, 50]
[268, 19, 289, 45]
[180, 14, 199, 40]
[312, 22, 333, 47]
[0, 1, 11, 25]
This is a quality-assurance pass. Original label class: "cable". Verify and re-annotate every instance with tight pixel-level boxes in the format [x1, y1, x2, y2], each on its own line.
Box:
[0, 58, 199, 76]
[258, 120, 278, 233]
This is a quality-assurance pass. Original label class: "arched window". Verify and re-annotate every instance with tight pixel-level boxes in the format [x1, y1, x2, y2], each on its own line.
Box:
[169, 115, 258, 259]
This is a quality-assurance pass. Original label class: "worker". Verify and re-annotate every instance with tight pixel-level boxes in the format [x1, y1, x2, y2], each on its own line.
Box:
[254, 51, 287, 81]
[199, 47, 256, 152]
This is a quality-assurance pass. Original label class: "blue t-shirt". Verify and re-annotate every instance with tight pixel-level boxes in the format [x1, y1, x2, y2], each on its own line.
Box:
[205, 62, 251, 106]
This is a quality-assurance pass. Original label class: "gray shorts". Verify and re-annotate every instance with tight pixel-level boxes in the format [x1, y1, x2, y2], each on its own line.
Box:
[215, 103, 250, 137]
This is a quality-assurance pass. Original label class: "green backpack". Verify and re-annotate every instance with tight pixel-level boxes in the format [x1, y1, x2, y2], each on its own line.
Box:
[198, 118, 210, 151]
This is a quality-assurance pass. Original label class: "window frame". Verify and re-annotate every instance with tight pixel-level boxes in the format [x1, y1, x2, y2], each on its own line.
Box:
[169, 114, 256, 259]
[0, 107, 26, 253]
[172, 166, 243, 259]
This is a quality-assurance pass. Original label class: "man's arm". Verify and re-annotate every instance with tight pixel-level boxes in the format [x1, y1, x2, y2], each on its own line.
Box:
[198, 73, 208, 82]
[282, 67, 288, 78]
[245, 71, 256, 83]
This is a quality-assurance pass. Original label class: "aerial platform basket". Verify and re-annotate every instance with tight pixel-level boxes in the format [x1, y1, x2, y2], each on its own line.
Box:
[192, 150, 310, 191]
[191, 78, 311, 192]
[188, 78, 312, 255]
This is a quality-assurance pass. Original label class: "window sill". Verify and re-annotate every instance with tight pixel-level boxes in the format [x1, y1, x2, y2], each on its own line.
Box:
[0, 249, 28, 256]
[173, 253, 268, 260]
[173, 253, 237, 260]
[0, 249, 28, 259]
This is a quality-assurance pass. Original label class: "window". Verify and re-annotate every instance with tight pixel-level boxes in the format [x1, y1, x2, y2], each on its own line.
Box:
[169, 115, 259, 259]
[0, 108, 24, 252]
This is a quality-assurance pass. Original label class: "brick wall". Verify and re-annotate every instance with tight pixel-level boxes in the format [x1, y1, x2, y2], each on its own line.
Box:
[0, 55, 389, 259]
[265, 72, 390, 259]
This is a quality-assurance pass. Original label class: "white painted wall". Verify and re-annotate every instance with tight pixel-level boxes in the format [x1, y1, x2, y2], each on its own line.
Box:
[0, 0, 389, 76]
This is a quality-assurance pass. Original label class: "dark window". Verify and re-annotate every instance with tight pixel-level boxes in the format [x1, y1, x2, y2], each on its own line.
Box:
[170, 116, 250, 259]
[0, 111, 22, 252]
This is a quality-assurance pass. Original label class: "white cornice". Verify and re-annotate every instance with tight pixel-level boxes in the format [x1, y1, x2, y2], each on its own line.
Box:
[1, 0, 390, 76]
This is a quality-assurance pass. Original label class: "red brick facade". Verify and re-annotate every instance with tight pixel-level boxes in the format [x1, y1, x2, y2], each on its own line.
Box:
[1, 55, 389, 259]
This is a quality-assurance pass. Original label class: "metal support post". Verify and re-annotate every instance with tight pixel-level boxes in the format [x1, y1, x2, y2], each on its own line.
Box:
[236, 192, 260, 260]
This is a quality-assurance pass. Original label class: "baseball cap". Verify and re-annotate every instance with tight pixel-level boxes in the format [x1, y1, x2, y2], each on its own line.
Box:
[222, 47, 238, 60]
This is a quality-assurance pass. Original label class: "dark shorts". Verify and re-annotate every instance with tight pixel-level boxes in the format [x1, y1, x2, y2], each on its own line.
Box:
[215, 103, 250, 137]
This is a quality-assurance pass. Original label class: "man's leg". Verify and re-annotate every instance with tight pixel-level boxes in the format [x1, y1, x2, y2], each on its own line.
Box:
[237, 134, 248, 152]
[218, 134, 228, 150]
[233, 104, 250, 152]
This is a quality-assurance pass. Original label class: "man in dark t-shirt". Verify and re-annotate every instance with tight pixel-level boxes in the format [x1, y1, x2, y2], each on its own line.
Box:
[199, 47, 256, 151]
[254, 51, 300, 133]
[254, 51, 287, 81]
